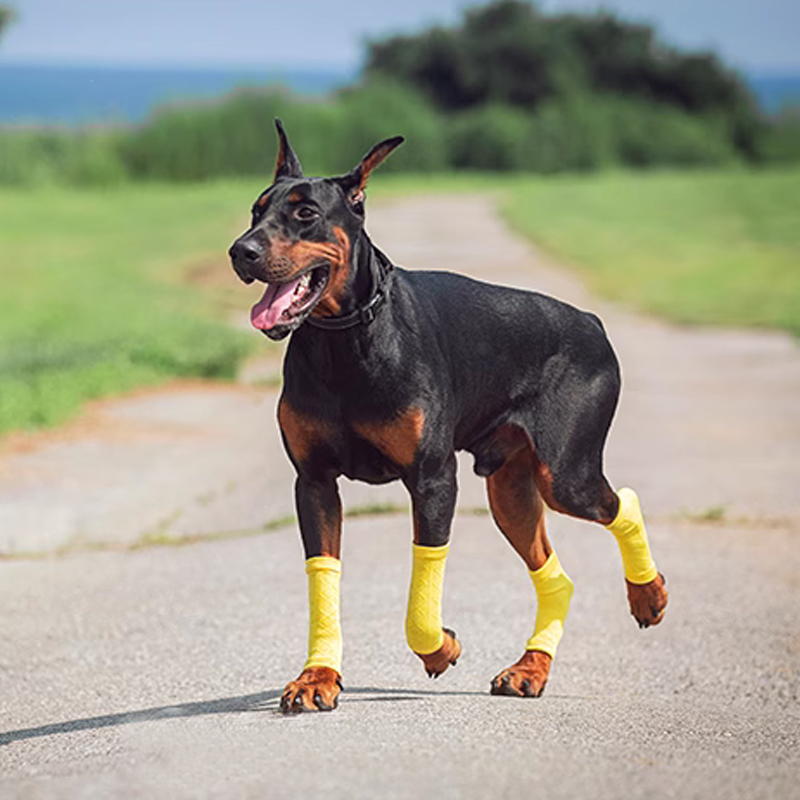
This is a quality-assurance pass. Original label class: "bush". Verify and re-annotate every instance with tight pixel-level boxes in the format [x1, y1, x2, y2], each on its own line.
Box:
[117, 88, 292, 181]
[443, 96, 738, 173]
[604, 98, 739, 167]
[759, 107, 800, 164]
[525, 97, 615, 172]
[334, 78, 447, 172]
[117, 79, 447, 182]
[447, 104, 531, 170]
[0, 130, 128, 186]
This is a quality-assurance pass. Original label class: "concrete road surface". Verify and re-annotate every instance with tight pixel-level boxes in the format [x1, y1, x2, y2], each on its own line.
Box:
[1, 195, 799, 799]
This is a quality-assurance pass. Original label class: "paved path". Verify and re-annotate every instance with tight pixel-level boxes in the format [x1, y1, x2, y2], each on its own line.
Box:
[1, 195, 799, 799]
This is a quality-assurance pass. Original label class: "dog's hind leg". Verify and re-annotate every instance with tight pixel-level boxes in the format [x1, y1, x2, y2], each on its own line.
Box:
[484, 429, 573, 698]
[404, 453, 462, 678]
[605, 488, 668, 629]
[532, 368, 668, 629]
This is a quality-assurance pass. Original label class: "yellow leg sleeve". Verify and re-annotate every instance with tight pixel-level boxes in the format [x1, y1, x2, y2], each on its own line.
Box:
[606, 488, 658, 585]
[304, 556, 343, 673]
[525, 551, 574, 659]
[406, 543, 449, 655]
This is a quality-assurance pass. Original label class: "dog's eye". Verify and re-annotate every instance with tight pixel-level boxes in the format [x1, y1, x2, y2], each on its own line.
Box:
[294, 206, 319, 222]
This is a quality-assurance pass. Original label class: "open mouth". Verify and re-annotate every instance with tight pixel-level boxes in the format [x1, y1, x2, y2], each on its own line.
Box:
[250, 265, 330, 333]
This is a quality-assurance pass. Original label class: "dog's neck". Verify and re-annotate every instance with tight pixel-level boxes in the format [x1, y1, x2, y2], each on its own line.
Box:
[338, 228, 385, 316]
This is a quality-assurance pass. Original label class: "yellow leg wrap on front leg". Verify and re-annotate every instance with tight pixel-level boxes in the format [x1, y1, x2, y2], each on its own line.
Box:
[606, 488, 658, 585]
[304, 557, 343, 673]
[406, 543, 449, 655]
[525, 552, 574, 659]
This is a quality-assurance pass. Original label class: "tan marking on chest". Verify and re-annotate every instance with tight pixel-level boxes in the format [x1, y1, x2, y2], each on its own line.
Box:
[278, 399, 332, 464]
[353, 407, 425, 467]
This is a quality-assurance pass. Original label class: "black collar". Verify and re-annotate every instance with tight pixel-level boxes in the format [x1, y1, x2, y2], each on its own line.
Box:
[306, 247, 394, 331]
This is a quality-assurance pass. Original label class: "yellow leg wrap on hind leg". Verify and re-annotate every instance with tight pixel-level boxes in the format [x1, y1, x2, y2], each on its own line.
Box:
[304, 556, 343, 673]
[525, 552, 574, 659]
[406, 543, 449, 655]
[606, 488, 658, 585]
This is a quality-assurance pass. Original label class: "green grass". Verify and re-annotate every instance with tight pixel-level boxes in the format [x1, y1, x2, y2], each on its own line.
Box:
[0, 180, 264, 432]
[2, 167, 797, 436]
[498, 168, 800, 336]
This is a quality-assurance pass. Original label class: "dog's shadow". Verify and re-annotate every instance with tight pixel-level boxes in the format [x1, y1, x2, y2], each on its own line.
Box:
[0, 686, 484, 746]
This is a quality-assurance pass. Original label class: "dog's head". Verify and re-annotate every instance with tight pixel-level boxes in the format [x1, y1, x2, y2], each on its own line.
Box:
[228, 119, 404, 340]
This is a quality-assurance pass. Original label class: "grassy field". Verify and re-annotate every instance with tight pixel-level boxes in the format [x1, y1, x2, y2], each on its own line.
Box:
[1, 168, 798, 435]
[0, 180, 263, 433]
[498, 168, 800, 336]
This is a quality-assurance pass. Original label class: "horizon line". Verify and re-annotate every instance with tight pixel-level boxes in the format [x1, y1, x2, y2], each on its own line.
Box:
[0, 56, 360, 74]
[1, 56, 799, 79]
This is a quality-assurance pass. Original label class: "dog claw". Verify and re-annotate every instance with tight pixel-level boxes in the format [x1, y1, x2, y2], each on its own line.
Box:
[490, 651, 551, 698]
[417, 627, 460, 679]
[280, 668, 342, 714]
[314, 691, 334, 712]
[627, 573, 668, 629]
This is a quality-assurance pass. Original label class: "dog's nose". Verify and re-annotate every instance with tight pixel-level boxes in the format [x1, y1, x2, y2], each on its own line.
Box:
[229, 238, 264, 265]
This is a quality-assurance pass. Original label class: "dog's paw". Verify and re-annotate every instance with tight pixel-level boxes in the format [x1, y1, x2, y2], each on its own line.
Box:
[280, 667, 342, 714]
[490, 650, 551, 698]
[416, 627, 461, 678]
[626, 572, 668, 629]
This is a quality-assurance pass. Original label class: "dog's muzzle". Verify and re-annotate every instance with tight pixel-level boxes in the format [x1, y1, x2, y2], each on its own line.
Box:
[228, 237, 265, 284]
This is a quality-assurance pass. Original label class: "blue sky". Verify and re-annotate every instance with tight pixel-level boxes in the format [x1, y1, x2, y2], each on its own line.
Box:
[1, 0, 798, 74]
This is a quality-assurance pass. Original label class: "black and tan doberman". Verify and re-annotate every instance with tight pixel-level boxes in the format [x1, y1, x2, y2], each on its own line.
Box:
[229, 121, 668, 713]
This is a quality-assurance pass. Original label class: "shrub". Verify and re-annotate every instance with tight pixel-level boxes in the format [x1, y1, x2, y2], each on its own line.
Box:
[443, 96, 738, 173]
[334, 78, 447, 172]
[117, 88, 292, 181]
[759, 107, 800, 164]
[0, 130, 128, 186]
[117, 80, 447, 181]
[607, 98, 739, 167]
[446, 105, 532, 170]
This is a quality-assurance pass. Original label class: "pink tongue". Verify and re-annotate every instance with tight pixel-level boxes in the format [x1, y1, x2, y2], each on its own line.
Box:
[251, 278, 303, 330]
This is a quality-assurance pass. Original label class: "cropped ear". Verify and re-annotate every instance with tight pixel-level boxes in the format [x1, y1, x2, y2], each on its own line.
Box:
[334, 136, 405, 210]
[273, 118, 304, 181]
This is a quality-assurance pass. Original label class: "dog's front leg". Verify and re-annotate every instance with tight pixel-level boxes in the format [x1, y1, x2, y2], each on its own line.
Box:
[405, 455, 462, 678]
[280, 475, 344, 713]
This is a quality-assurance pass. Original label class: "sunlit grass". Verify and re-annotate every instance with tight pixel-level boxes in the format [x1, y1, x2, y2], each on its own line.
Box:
[0, 180, 263, 432]
[498, 167, 800, 335]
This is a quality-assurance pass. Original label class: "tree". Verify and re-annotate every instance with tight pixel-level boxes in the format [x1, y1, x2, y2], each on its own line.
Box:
[365, 0, 760, 157]
[367, 2, 569, 111]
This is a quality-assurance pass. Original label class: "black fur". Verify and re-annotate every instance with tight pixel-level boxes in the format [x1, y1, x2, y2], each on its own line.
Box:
[229, 122, 621, 560]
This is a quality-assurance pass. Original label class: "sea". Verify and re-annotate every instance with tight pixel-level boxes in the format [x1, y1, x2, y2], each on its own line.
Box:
[0, 62, 797, 127]
[0, 62, 354, 126]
